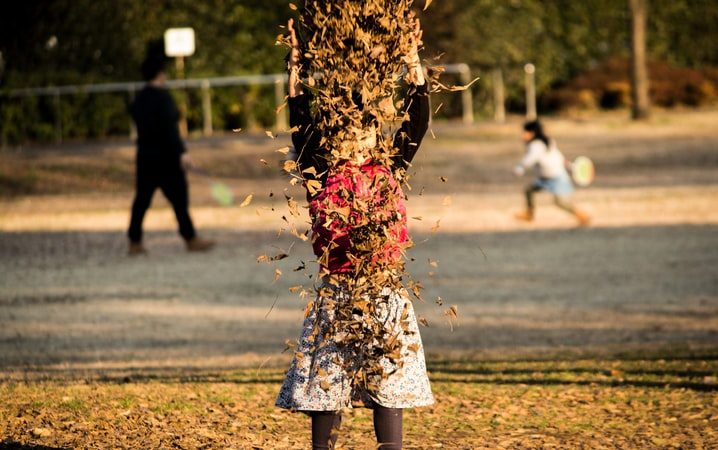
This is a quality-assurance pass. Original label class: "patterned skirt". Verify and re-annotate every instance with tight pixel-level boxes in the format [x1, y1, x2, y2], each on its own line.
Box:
[275, 283, 434, 411]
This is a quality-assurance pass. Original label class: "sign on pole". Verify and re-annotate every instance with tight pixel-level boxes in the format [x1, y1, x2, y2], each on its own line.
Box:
[164, 28, 195, 57]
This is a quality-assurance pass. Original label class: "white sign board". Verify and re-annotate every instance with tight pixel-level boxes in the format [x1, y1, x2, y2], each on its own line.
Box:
[164, 28, 195, 57]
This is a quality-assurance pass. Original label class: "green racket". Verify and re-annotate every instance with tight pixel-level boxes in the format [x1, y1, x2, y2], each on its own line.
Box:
[571, 156, 595, 187]
[190, 167, 235, 207]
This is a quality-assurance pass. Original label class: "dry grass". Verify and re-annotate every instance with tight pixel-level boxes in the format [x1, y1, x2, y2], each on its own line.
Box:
[1, 359, 717, 449]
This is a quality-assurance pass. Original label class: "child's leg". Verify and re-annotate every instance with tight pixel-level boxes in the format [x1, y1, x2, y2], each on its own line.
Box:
[525, 184, 541, 214]
[373, 405, 403, 449]
[554, 195, 591, 225]
[310, 411, 341, 450]
[553, 195, 577, 215]
[517, 183, 542, 221]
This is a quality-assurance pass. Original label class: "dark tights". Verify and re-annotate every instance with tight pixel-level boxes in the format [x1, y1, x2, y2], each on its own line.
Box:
[373, 406, 403, 449]
[310, 406, 403, 449]
[310, 411, 341, 450]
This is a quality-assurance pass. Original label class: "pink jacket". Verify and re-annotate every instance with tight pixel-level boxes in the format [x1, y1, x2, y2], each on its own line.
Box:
[309, 160, 409, 274]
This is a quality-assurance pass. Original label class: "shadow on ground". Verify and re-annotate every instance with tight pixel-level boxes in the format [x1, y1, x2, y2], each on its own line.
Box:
[1, 224, 717, 371]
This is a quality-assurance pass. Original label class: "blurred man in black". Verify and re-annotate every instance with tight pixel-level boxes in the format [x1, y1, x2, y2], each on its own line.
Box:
[127, 49, 214, 255]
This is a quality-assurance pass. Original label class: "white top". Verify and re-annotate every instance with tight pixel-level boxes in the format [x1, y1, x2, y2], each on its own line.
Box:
[515, 139, 567, 179]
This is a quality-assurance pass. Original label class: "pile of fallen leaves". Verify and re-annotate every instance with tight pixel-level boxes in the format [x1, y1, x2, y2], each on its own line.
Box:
[2, 358, 716, 449]
[275, 0, 433, 394]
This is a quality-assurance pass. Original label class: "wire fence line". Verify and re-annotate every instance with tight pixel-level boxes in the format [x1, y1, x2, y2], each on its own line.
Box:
[1, 64, 474, 145]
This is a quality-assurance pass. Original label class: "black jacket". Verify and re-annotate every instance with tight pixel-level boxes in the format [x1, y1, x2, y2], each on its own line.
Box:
[288, 82, 430, 189]
[130, 85, 186, 162]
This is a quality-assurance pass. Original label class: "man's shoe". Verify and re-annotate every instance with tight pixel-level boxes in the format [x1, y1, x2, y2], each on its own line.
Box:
[186, 237, 215, 252]
[128, 241, 147, 256]
[514, 210, 534, 222]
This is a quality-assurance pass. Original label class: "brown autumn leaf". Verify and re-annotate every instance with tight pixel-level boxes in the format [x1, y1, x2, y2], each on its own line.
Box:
[431, 219, 441, 232]
[283, 160, 297, 173]
[271, 252, 289, 261]
[240, 194, 254, 207]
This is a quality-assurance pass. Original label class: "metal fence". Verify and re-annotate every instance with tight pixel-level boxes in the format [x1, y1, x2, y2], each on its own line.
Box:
[1, 64, 474, 144]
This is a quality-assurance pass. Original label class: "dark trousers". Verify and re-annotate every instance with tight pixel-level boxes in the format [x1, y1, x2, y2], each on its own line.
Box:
[128, 159, 196, 243]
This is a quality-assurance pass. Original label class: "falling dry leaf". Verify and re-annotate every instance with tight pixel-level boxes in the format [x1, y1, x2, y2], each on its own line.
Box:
[240, 194, 254, 207]
[271, 252, 289, 261]
[283, 160, 298, 173]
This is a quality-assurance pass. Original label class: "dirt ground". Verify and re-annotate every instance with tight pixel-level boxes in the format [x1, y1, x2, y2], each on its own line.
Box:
[1, 109, 717, 374]
[2, 360, 717, 449]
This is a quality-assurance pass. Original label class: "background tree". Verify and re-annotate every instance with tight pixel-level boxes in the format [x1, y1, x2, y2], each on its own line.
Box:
[1, 0, 718, 143]
[630, 0, 650, 119]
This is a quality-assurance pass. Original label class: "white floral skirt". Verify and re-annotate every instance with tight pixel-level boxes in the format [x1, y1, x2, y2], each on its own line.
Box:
[276, 283, 434, 411]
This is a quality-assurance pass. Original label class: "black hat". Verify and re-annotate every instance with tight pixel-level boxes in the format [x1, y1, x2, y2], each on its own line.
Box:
[140, 39, 167, 81]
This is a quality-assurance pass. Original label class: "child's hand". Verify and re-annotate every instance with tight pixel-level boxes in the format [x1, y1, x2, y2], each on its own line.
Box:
[181, 153, 196, 171]
[287, 19, 301, 70]
[287, 18, 304, 97]
[408, 15, 423, 61]
[406, 14, 425, 85]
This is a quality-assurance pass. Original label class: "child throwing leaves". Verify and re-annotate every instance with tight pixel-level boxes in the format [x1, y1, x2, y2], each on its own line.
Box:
[275, 9, 434, 450]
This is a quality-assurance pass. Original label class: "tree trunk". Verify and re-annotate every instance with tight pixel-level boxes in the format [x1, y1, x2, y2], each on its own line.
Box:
[630, 0, 650, 120]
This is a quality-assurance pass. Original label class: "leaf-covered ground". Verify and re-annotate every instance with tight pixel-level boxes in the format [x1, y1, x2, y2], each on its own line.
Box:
[2, 359, 716, 449]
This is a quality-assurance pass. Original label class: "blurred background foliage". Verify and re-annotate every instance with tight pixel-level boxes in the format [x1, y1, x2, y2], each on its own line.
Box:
[1, 0, 717, 144]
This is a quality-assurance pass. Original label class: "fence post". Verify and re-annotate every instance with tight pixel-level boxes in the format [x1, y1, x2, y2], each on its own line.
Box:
[201, 79, 213, 137]
[274, 75, 288, 130]
[53, 88, 62, 144]
[457, 64, 474, 125]
[492, 68, 506, 123]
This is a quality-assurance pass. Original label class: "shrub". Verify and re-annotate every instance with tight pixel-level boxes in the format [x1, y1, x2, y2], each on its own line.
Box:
[543, 57, 718, 112]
